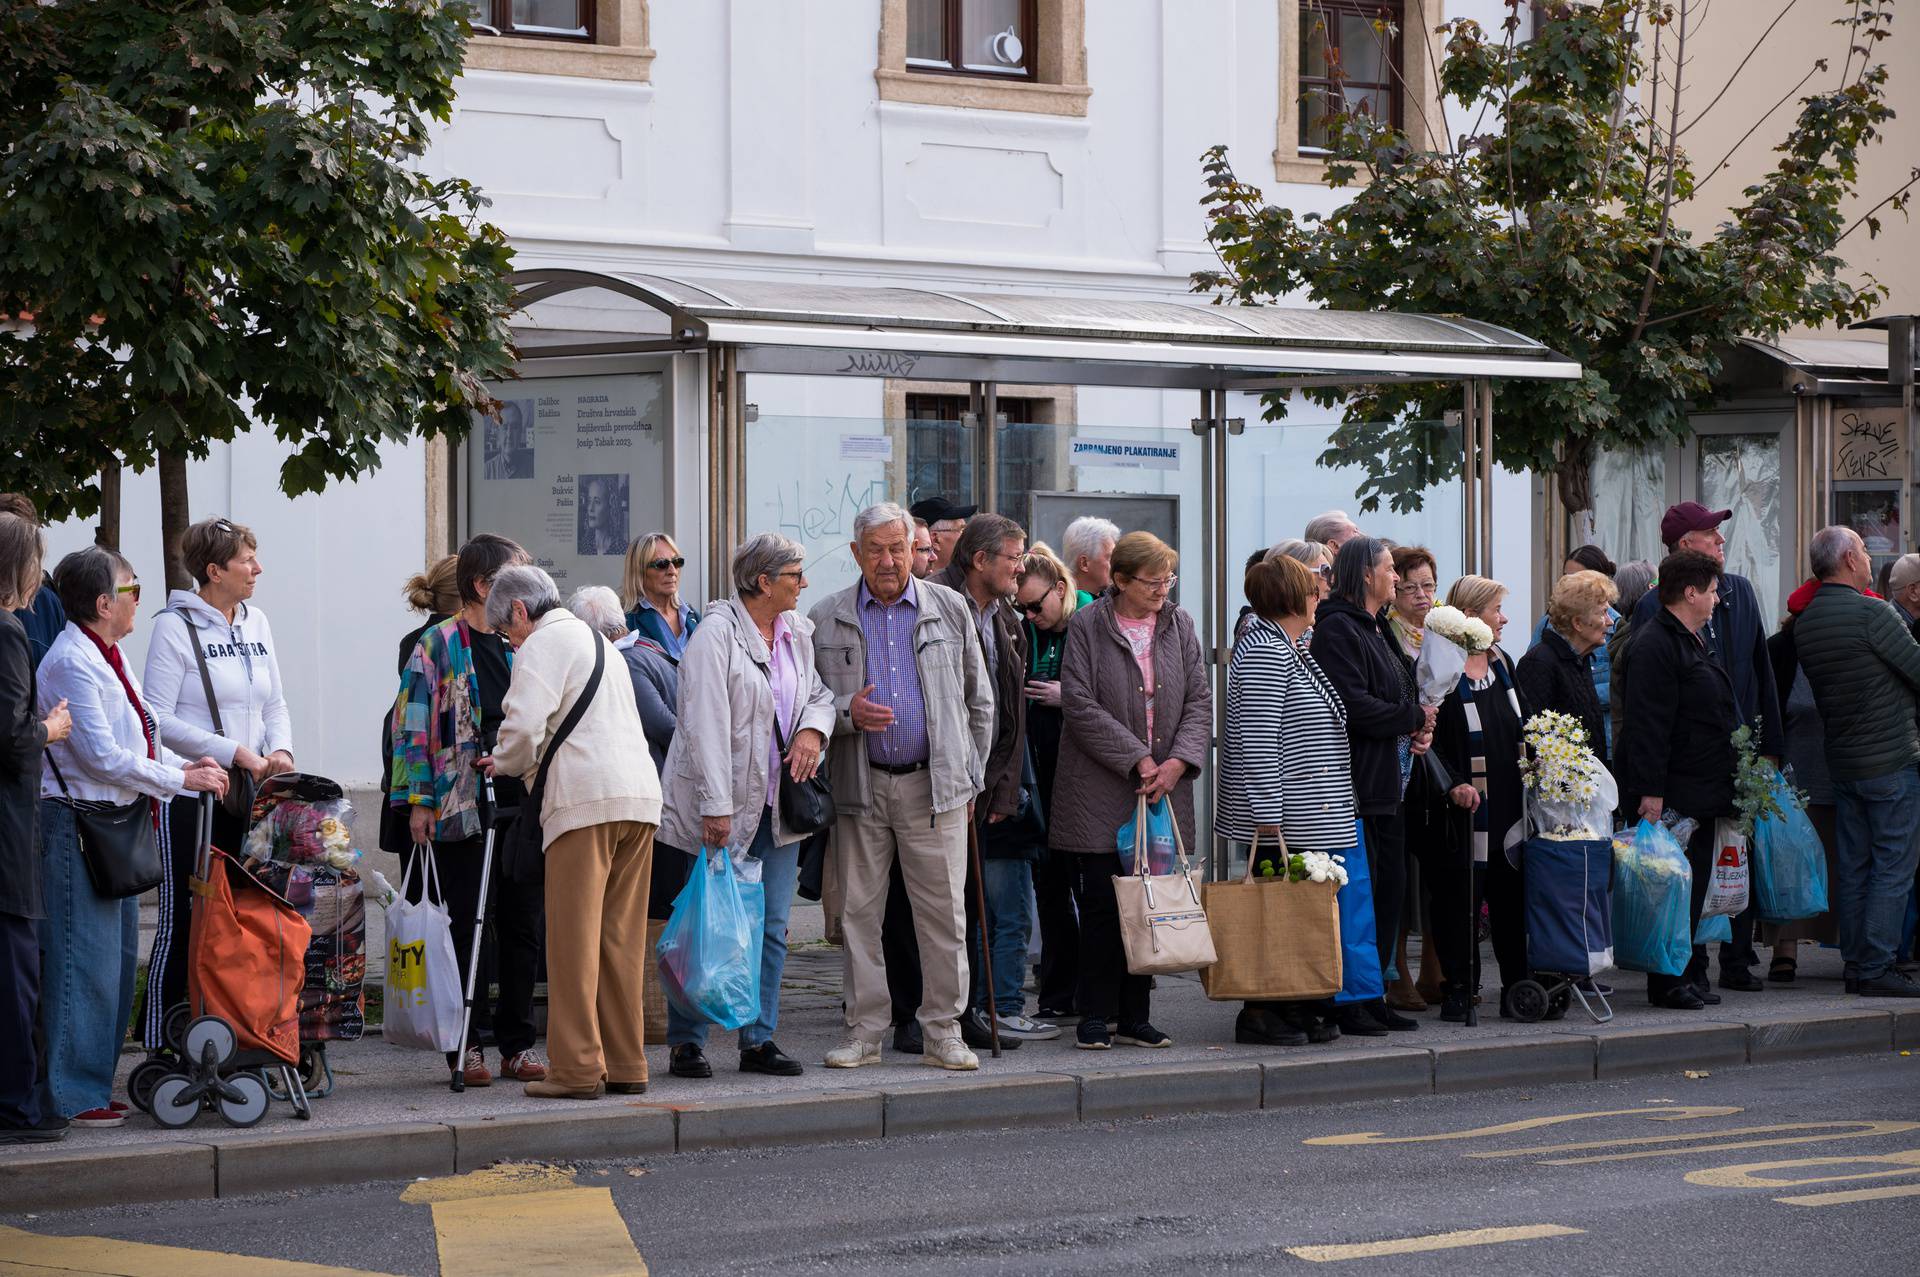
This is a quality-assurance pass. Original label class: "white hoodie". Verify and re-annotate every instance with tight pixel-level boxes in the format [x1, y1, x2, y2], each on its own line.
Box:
[142, 589, 295, 769]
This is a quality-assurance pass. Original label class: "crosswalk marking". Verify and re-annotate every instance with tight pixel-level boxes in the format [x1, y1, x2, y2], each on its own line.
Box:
[1286, 1223, 1585, 1262]
[0, 1225, 395, 1277]
[429, 1186, 647, 1276]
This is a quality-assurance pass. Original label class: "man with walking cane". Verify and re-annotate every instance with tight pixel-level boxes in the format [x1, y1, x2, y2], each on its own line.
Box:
[811, 503, 995, 1071]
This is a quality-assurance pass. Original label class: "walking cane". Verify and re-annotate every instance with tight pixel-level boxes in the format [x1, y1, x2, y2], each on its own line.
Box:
[1464, 812, 1480, 1029]
[968, 819, 1002, 1059]
[451, 771, 499, 1093]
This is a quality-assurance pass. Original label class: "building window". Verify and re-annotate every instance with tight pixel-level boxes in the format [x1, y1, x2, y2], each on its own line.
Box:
[1297, 1, 1404, 151]
[467, 0, 594, 42]
[463, 0, 654, 82]
[906, 0, 1038, 80]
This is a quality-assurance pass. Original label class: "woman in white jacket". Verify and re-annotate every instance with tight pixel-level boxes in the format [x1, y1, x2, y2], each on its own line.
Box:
[139, 518, 294, 1052]
[38, 549, 226, 1126]
[656, 533, 834, 1082]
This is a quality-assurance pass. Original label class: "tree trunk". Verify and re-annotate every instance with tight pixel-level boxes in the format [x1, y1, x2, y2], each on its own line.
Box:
[95, 462, 121, 551]
[1556, 436, 1595, 516]
[158, 450, 191, 591]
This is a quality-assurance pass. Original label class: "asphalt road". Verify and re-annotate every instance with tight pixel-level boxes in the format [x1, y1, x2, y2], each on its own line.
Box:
[6, 1053, 1917, 1276]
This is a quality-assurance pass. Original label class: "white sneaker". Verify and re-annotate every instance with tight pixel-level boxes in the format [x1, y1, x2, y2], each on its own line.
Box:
[923, 1036, 979, 1071]
[824, 1039, 883, 1069]
[994, 1012, 1062, 1041]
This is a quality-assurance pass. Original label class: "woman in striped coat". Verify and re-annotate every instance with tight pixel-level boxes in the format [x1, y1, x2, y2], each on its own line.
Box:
[1217, 555, 1362, 1047]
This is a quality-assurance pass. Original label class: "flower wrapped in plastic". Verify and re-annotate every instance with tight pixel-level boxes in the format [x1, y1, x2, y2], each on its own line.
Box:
[1415, 605, 1492, 706]
[1520, 709, 1618, 840]
[243, 791, 361, 871]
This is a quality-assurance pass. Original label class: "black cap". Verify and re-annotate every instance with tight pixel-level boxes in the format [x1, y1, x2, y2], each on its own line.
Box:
[909, 497, 977, 524]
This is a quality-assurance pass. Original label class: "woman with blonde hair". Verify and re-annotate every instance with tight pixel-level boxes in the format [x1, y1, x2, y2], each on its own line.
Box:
[380, 555, 460, 862]
[622, 532, 700, 661]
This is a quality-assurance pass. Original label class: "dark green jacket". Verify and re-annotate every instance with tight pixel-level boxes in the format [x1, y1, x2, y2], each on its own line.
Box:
[1794, 582, 1920, 782]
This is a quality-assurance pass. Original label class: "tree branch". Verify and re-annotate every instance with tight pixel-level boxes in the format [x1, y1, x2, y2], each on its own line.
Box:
[1694, 63, 1820, 192]
[1628, 0, 1689, 348]
[1678, 0, 1801, 138]
[1837, 168, 1920, 244]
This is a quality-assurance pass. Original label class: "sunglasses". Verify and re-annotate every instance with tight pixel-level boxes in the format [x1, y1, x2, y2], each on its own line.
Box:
[647, 556, 686, 572]
[115, 582, 142, 601]
[1017, 597, 1050, 616]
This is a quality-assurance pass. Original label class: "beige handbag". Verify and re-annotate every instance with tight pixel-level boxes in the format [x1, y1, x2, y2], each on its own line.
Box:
[1113, 796, 1218, 976]
[1199, 830, 1343, 1001]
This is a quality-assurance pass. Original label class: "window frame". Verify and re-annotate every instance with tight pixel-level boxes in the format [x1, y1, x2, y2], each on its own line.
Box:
[468, 0, 596, 43]
[1296, 0, 1406, 154]
[905, 0, 1040, 82]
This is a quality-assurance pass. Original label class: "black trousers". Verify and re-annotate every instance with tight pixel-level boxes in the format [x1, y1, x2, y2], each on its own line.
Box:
[1431, 837, 1529, 992]
[1069, 853, 1150, 1027]
[0, 912, 40, 1128]
[1033, 847, 1080, 1012]
[1360, 810, 1408, 978]
[143, 796, 246, 1047]
[882, 855, 924, 1026]
[404, 835, 543, 1059]
[1648, 818, 1716, 999]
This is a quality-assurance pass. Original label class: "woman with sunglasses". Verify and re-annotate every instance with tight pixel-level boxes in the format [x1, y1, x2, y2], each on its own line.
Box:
[622, 532, 700, 662]
[37, 548, 227, 1128]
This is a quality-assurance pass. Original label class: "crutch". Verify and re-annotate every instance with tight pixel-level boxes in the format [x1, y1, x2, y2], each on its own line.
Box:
[967, 820, 1002, 1059]
[451, 772, 498, 1093]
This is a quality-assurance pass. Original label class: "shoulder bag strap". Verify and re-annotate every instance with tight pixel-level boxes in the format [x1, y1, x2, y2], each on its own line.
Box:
[170, 609, 226, 737]
[529, 634, 606, 801]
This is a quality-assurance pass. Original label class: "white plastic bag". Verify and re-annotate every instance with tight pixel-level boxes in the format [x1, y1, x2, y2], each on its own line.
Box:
[381, 846, 464, 1052]
[1701, 818, 1751, 920]
[1414, 629, 1469, 707]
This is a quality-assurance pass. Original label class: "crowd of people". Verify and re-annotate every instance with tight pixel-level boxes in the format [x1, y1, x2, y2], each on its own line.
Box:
[5, 485, 1920, 1142]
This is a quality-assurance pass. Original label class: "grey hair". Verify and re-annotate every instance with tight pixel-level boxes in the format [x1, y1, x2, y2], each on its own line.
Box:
[484, 564, 562, 631]
[1613, 559, 1656, 615]
[1265, 537, 1330, 568]
[1304, 510, 1358, 544]
[1062, 516, 1120, 568]
[1331, 535, 1389, 606]
[852, 502, 913, 546]
[567, 585, 629, 639]
[733, 532, 806, 597]
[1809, 525, 1861, 580]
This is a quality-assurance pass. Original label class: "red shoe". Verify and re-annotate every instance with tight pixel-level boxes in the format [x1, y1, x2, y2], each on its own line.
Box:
[109, 1101, 130, 1113]
[499, 1050, 548, 1083]
[71, 1107, 126, 1128]
[461, 1047, 492, 1087]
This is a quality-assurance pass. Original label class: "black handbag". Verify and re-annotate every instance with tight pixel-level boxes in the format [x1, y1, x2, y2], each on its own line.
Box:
[45, 753, 162, 899]
[758, 658, 834, 837]
[170, 608, 257, 825]
[500, 634, 605, 885]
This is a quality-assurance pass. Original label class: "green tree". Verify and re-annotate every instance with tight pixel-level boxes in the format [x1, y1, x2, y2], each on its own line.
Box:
[1194, 0, 1913, 514]
[0, 0, 516, 579]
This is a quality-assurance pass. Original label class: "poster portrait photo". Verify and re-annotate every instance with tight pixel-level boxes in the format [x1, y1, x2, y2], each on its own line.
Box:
[577, 473, 629, 556]
[483, 399, 536, 480]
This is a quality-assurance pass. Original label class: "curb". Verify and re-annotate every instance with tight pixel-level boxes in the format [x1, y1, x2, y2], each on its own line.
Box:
[2, 1008, 1907, 1213]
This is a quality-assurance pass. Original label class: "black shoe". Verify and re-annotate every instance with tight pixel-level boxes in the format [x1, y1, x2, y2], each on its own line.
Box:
[960, 1008, 1021, 1050]
[1115, 1022, 1173, 1048]
[892, 1021, 924, 1055]
[1367, 1000, 1420, 1031]
[1035, 1006, 1081, 1024]
[1306, 1018, 1341, 1043]
[668, 1044, 712, 1079]
[740, 1041, 805, 1076]
[1845, 972, 1861, 994]
[1439, 986, 1472, 1023]
[1652, 985, 1706, 1010]
[1720, 968, 1764, 993]
[606, 1080, 648, 1095]
[1075, 1018, 1113, 1050]
[0, 1115, 69, 1145]
[1334, 1007, 1389, 1037]
[1235, 1008, 1309, 1047]
[1689, 977, 1722, 1005]
[1858, 971, 1920, 998]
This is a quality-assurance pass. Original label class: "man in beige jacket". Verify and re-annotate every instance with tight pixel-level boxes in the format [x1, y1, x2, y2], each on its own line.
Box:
[489, 565, 662, 1098]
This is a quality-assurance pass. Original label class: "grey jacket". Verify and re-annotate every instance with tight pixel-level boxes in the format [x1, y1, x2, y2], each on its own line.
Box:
[657, 598, 837, 853]
[808, 576, 994, 817]
[618, 634, 678, 774]
[1793, 582, 1920, 782]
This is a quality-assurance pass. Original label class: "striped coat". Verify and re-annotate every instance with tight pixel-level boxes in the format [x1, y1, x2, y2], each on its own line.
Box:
[1216, 617, 1355, 851]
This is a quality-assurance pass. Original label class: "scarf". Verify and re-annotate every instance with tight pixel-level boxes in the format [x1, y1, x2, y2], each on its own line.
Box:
[1387, 608, 1424, 661]
[78, 623, 155, 760]
[1456, 656, 1522, 863]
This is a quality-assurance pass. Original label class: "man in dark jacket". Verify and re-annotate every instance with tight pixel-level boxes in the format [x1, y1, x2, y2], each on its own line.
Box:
[1618, 550, 1742, 1010]
[1792, 527, 1920, 998]
[1625, 502, 1780, 989]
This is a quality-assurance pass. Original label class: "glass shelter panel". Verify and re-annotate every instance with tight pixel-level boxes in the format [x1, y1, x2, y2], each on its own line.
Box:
[1589, 444, 1669, 570]
[1698, 433, 1784, 626]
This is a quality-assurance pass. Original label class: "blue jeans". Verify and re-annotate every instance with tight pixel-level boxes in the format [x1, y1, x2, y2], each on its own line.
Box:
[36, 801, 140, 1117]
[667, 807, 799, 1050]
[970, 858, 1034, 1016]
[1831, 767, 1920, 981]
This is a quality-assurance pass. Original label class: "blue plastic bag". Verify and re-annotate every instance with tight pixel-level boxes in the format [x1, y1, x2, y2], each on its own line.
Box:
[1694, 913, 1732, 945]
[654, 846, 765, 1030]
[1524, 836, 1614, 976]
[1116, 796, 1178, 875]
[1611, 820, 1693, 976]
[1333, 820, 1385, 1005]
[1754, 768, 1829, 922]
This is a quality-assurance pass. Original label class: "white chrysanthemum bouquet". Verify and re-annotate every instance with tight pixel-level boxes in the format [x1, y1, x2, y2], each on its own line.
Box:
[1414, 605, 1492, 706]
[1253, 849, 1351, 886]
[1520, 709, 1618, 840]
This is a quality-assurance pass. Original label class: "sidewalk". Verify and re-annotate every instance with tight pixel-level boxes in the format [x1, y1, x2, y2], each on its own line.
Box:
[5, 904, 1915, 1213]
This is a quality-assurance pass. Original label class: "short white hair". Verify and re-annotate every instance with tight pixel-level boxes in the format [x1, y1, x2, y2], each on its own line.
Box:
[1303, 510, 1358, 544]
[733, 532, 805, 596]
[484, 564, 561, 630]
[567, 585, 628, 639]
[1062, 516, 1119, 567]
[853, 502, 913, 545]
[1809, 525, 1861, 580]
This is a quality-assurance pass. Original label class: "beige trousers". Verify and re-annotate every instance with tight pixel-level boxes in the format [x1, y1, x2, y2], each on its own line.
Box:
[543, 820, 655, 1088]
[834, 767, 969, 1043]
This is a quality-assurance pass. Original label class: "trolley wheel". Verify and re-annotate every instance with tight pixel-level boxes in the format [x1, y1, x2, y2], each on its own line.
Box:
[1506, 979, 1550, 1023]
[217, 1072, 270, 1128]
[301, 1044, 333, 1099]
[182, 1016, 238, 1070]
[127, 1058, 172, 1115]
[162, 1004, 193, 1054]
[149, 1075, 203, 1129]
[1544, 986, 1573, 1021]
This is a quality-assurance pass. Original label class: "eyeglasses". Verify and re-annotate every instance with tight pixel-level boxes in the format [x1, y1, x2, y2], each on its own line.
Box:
[647, 557, 686, 572]
[115, 582, 141, 601]
[1394, 581, 1435, 596]
[1017, 597, 1050, 616]
[915, 545, 936, 558]
[1131, 575, 1177, 592]
[772, 568, 806, 582]
[212, 518, 236, 533]
[1314, 564, 1333, 580]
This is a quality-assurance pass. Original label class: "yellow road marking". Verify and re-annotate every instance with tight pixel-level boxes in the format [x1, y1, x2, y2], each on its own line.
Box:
[399, 1162, 580, 1203]
[0, 1225, 396, 1276]
[1685, 1148, 1920, 1190]
[430, 1186, 647, 1276]
[1511, 1120, 1920, 1165]
[1776, 1183, 1920, 1207]
[1286, 1224, 1585, 1262]
[1303, 1106, 1741, 1147]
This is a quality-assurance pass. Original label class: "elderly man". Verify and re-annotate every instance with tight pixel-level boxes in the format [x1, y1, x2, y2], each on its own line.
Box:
[489, 566, 663, 1097]
[1792, 527, 1920, 998]
[1624, 501, 1781, 993]
[1061, 516, 1118, 597]
[811, 502, 994, 1070]
[908, 498, 974, 575]
[1303, 510, 1361, 550]
[1885, 554, 1920, 641]
[910, 519, 937, 580]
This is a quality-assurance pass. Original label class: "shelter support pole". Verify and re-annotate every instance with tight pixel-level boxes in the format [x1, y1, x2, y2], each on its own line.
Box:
[981, 382, 999, 516]
[1460, 381, 1479, 575]
[707, 344, 744, 594]
[1479, 378, 1495, 574]
[1194, 389, 1234, 879]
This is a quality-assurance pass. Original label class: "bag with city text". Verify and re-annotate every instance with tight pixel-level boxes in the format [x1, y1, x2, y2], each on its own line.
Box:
[381, 846, 463, 1052]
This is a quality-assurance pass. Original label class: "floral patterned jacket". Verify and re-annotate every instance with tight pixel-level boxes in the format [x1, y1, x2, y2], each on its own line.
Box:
[390, 617, 498, 843]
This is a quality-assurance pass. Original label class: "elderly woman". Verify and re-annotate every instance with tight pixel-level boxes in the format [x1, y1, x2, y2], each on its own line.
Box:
[1531, 545, 1620, 752]
[1429, 575, 1529, 1022]
[489, 566, 661, 1098]
[1606, 559, 1657, 747]
[1517, 570, 1617, 768]
[37, 548, 226, 1127]
[657, 534, 834, 1080]
[1218, 555, 1357, 1046]
[141, 517, 296, 1052]
[1051, 531, 1211, 1051]
[622, 531, 700, 661]
[1310, 536, 1431, 1036]
[1, 515, 72, 1143]
[391, 533, 547, 1089]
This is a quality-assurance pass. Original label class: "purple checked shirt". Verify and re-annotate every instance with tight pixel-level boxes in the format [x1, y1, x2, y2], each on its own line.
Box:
[857, 577, 931, 766]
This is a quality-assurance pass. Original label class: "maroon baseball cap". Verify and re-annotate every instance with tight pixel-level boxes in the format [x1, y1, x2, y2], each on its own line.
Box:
[1660, 501, 1732, 548]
